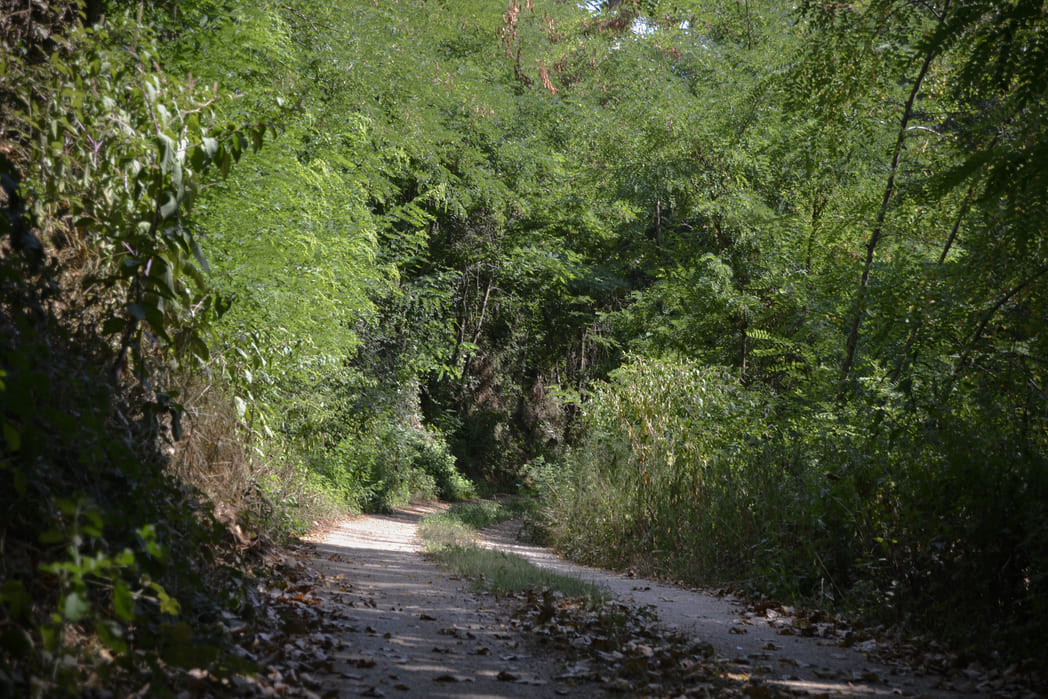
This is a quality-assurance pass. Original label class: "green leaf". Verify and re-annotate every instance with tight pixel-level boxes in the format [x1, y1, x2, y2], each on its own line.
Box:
[183, 263, 207, 289]
[83, 508, 104, 536]
[189, 234, 210, 274]
[148, 257, 177, 299]
[141, 301, 170, 340]
[136, 525, 167, 561]
[112, 580, 134, 621]
[158, 133, 177, 175]
[219, 150, 232, 178]
[149, 582, 181, 616]
[62, 592, 91, 622]
[170, 405, 183, 441]
[40, 624, 60, 653]
[96, 619, 128, 654]
[159, 191, 179, 219]
[56, 498, 79, 517]
[2, 421, 20, 452]
[201, 136, 219, 159]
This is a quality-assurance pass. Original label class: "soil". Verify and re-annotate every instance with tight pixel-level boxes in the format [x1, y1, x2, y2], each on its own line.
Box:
[303, 504, 570, 698]
[300, 505, 1029, 698]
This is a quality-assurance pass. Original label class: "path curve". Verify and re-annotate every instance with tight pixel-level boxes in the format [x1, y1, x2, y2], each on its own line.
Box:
[305, 505, 584, 697]
[305, 507, 1008, 697]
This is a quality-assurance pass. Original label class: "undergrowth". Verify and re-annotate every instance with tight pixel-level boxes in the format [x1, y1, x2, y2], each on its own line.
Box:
[418, 502, 604, 605]
[0, 5, 396, 693]
[534, 357, 1048, 671]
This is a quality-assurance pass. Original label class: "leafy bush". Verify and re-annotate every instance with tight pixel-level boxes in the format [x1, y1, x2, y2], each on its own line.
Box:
[774, 393, 1048, 655]
[412, 436, 477, 502]
[0, 301, 260, 695]
[358, 424, 476, 510]
[543, 357, 773, 580]
[298, 411, 474, 513]
[430, 499, 535, 532]
[0, 9, 278, 693]
[543, 355, 1048, 664]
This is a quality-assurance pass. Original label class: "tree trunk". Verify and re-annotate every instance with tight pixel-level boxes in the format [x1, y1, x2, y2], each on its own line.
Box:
[838, 13, 946, 396]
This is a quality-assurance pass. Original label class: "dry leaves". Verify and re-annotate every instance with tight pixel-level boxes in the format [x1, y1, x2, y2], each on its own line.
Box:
[151, 538, 1043, 698]
[505, 587, 796, 697]
[743, 600, 1042, 697]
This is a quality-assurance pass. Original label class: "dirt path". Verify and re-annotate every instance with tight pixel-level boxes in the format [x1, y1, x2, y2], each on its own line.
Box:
[475, 521, 972, 698]
[303, 505, 580, 697]
[303, 507, 1016, 698]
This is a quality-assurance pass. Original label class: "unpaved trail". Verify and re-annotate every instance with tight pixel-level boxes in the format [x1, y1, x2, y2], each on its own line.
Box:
[304, 504, 580, 697]
[476, 521, 973, 698]
[304, 506, 1010, 697]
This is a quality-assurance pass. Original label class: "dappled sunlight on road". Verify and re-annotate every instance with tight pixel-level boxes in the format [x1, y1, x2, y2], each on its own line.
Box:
[304, 506, 575, 697]
[298, 507, 976, 698]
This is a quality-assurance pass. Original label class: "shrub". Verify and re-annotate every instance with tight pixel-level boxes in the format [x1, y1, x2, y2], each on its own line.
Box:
[543, 357, 773, 581]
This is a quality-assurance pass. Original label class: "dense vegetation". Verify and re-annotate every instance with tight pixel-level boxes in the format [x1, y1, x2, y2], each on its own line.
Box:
[2, 0, 1046, 692]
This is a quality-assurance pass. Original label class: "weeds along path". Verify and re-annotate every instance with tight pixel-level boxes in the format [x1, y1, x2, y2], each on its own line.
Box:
[303, 507, 1007, 698]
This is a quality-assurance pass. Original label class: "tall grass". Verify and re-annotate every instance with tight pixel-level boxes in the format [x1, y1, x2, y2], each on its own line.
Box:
[418, 505, 606, 603]
[536, 359, 777, 581]
[538, 357, 1048, 667]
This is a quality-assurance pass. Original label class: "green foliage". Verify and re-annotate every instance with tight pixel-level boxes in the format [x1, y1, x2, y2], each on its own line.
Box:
[752, 390, 1048, 653]
[317, 418, 475, 512]
[35, 501, 181, 656]
[199, 0, 1044, 664]
[543, 358, 774, 579]
[0, 308, 258, 695]
[0, 6, 279, 694]
[199, 125, 384, 371]
[15, 16, 270, 373]
[429, 499, 536, 533]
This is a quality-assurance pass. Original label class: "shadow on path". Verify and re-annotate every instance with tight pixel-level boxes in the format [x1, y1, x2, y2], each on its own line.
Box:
[307, 507, 589, 698]
[477, 519, 966, 698]
[306, 508, 971, 697]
